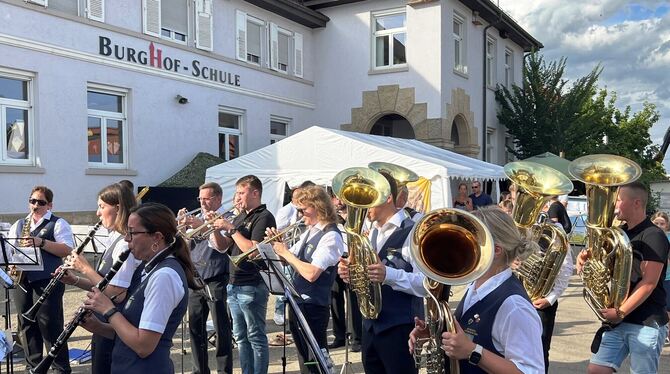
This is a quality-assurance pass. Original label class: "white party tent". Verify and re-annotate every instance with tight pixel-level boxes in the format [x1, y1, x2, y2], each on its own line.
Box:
[206, 126, 505, 214]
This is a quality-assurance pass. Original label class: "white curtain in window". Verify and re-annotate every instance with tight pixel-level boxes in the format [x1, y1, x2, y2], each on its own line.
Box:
[143, 0, 161, 37]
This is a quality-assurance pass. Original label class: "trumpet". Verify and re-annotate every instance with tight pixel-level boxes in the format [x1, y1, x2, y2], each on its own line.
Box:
[176, 207, 202, 231]
[183, 206, 237, 241]
[229, 219, 305, 267]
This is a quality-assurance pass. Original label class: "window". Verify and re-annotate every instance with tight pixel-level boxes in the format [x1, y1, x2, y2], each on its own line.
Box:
[218, 108, 243, 161]
[270, 117, 289, 144]
[246, 17, 264, 65]
[372, 9, 406, 69]
[161, 0, 188, 43]
[504, 48, 514, 88]
[277, 29, 291, 73]
[0, 70, 33, 165]
[486, 37, 496, 87]
[505, 133, 515, 162]
[453, 13, 467, 74]
[87, 86, 127, 167]
[49, 0, 80, 16]
[486, 128, 495, 163]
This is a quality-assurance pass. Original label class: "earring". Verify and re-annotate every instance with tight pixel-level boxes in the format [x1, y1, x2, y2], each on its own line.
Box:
[151, 242, 159, 252]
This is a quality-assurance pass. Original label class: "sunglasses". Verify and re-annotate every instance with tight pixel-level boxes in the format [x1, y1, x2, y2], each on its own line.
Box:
[28, 198, 48, 206]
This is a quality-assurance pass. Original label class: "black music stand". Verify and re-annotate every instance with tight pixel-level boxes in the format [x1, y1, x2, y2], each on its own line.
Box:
[256, 244, 334, 374]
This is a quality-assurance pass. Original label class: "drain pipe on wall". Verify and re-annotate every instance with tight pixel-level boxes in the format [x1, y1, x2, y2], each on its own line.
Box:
[481, 19, 501, 162]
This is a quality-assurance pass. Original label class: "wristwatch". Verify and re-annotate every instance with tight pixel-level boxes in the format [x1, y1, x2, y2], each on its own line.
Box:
[103, 307, 119, 319]
[615, 308, 626, 320]
[468, 344, 483, 366]
[227, 228, 237, 236]
[38, 238, 45, 248]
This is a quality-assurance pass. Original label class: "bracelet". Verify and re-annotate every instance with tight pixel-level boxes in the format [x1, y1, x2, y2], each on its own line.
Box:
[227, 228, 237, 236]
[615, 308, 626, 319]
[73, 275, 80, 287]
[103, 307, 119, 320]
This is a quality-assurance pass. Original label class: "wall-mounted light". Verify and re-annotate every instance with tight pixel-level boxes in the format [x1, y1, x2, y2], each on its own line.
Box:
[176, 95, 189, 104]
[472, 11, 483, 26]
[499, 29, 509, 39]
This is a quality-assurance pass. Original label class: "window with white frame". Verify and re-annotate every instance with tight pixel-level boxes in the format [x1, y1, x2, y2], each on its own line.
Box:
[505, 133, 515, 162]
[161, 0, 188, 43]
[486, 36, 496, 87]
[504, 48, 514, 88]
[246, 16, 264, 65]
[0, 70, 33, 165]
[45, 0, 104, 21]
[453, 13, 467, 74]
[372, 9, 407, 69]
[87, 86, 127, 167]
[486, 128, 495, 163]
[218, 108, 243, 161]
[277, 28, 291, 73]
[270, 117, 289, 144]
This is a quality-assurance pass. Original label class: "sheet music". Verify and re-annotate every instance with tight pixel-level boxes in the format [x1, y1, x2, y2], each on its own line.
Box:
[256, 243, 300, 297]
[7, 246, 44, 271]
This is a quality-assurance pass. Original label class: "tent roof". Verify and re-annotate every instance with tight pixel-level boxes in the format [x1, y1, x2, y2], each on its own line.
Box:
[523, 152, 574, 180]
[207, 126, 504, 186]
[159, 152, 225, 188]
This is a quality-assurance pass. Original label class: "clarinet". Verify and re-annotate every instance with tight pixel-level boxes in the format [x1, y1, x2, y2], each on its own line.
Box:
[22, 220, 103, 323]
[30, 247, 131, 374]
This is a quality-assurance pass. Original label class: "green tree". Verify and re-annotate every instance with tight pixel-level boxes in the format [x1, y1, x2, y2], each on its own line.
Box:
[495, 52, 602, 159]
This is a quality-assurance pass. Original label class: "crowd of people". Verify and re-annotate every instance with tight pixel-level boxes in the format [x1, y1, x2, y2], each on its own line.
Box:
[3, 172, 669, 374]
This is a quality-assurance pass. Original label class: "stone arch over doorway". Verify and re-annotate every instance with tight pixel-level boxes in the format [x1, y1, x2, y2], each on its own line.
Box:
[446, 88, 479, 157]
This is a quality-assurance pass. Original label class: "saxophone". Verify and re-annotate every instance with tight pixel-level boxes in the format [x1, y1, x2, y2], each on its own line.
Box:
[332, 167, 390, 319]
[504, 161, 573, 301]
[11, 212, 34, 283]
[568, 154, 641, 321]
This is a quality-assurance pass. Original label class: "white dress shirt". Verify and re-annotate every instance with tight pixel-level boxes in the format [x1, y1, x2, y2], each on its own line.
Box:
[461, 269, 544, 374]
[289, 222, 344, 271]
[103, 231, 142, 289]
[9, 211, 74, 247]
[275, 202, 299, 230]
[138, 252, 185, 334]
[544, 232, 574, 305]
[368, 209, 425, 297]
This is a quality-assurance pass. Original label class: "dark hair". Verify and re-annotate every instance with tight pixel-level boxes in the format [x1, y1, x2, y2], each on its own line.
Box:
[98, 183, 136, 234]
[129, 203, 201, 290]
[199, 182, 222, 197]
[379, 172, 398, 204]
[236, 175, 263, 196]
[118, 179, 134, 193]
[31, 186, 53, 203]
[621, 181, 648, 207]
[298, 180, 316, 189]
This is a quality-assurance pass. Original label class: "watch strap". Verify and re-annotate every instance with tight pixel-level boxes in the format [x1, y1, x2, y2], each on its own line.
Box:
[468, 344, 483, 365]
[103, 307, 119, 320]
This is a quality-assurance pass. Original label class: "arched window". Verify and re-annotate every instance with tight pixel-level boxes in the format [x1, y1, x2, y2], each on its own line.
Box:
[370, 114, 415, 139]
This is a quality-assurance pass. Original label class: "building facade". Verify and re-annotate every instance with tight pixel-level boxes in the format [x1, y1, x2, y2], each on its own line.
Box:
[0, 0, 540, 218]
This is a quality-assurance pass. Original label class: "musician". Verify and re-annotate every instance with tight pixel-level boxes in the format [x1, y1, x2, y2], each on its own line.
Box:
[175, 182, 233, 374]
[82, 203, 200, 372]
[396, 184, 422, 221]
[408, 206, 545, 373]
[60, 183, 141, 374]
[268, 185, 345, 373]
[338, 173, 425, 374]
[211, 175, 276, 374]
[9, 186, 74, 373]
[577, 182, 669, 374]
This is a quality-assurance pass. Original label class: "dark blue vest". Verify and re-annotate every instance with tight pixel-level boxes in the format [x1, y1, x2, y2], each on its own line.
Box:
[19, 215, 61, 283]
[96, 233, 124, 276]
[454, 274, 529, 374]
[293, 224, 340, 307]
[363, 217, 423, 334]
[111, 257, 188, 373]
[190, 235, 229, 281]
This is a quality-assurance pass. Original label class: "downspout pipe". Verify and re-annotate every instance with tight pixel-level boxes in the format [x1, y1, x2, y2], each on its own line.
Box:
[481, 15, 503, 162]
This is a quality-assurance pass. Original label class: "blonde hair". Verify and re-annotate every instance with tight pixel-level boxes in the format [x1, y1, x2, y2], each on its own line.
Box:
[471, 206, 538, 264]
[294, 186, 338, 224]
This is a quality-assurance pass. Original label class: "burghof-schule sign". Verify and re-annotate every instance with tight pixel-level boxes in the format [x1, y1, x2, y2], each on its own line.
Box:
[98, 36, 241, 86]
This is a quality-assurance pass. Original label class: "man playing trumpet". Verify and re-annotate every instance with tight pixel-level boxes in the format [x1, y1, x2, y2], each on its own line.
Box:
[177, 182, 233, 374]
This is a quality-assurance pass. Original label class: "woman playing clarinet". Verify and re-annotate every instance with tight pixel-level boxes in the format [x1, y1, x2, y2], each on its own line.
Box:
[60, 183, 141, 374]
[82, 203, 201, 373]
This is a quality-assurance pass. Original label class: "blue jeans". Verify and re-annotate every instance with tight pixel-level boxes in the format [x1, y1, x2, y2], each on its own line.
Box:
[591, 321, 669, 374]
[227, 284, 270, 374]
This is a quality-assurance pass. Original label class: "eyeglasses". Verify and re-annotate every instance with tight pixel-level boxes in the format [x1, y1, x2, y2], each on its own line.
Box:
[296, 208, 305, 215]
[28, 198, 48, 206]
[125, 230, 153, 240]
[197, 197, 215, 202]
[472, 186, 480, 189]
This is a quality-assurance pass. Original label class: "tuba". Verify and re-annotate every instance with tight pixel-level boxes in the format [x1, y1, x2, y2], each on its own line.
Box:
[332, 167, 390, 319]
[410, 208, 494, 374]
[504, 161, 573, 301]
[368, 162, 419, 189]
[569, 154, 641, 321]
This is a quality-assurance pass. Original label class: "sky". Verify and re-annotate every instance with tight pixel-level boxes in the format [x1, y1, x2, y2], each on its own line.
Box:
[495, 0, 670, 170]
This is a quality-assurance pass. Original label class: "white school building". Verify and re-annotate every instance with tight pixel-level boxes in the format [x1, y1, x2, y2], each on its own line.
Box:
[0, 0, 541, 220]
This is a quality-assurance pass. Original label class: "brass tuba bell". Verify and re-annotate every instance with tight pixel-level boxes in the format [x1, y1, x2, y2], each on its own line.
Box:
[332, 167, 391, 319]
[504, 161, 573, 301]
[410, 208, 494, 374]
[569, 154, 641, 321]
[368, 161, 419, 189]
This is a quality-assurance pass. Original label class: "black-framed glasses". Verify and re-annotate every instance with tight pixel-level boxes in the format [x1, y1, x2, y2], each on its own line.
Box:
[197, 197, 215, 202]
[28, 198, 48, 206]
[125, 230, 152, 240]
[472, 185, 480, 189]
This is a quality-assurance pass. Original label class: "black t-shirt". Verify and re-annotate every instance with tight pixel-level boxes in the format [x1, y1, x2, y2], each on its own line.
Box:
[547, 201, 571, 233]
[622, 218, 669, 326]
[229, 204, 276, 286]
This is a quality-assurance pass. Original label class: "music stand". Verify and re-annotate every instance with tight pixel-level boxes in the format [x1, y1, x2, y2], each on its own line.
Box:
[256, 244, 334, 374]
